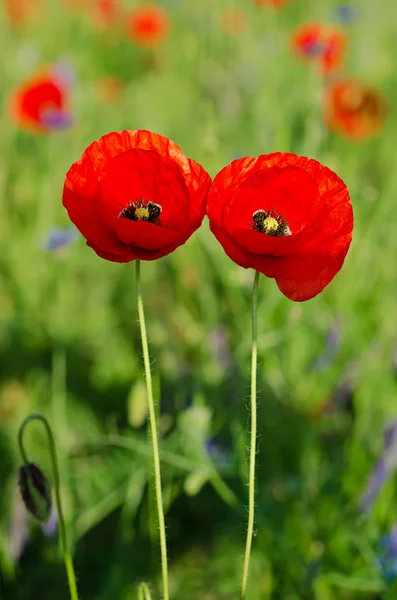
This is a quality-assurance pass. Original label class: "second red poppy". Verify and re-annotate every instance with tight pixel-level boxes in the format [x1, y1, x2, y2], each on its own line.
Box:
[206, 153, 353, 302]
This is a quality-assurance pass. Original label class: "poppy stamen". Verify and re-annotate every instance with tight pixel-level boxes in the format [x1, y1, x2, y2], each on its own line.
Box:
[251, 208, 291, 237]
[119, 199, 162, 224]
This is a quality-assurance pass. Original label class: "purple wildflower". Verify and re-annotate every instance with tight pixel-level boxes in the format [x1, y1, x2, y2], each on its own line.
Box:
[41, 226, 79, 252]
[360, 421, 397, 512]
[41, 108, 73, 130]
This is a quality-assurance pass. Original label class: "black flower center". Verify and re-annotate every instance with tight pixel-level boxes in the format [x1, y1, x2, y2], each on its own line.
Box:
[251, 209, 290, 237]
[119, 199, 162, 225]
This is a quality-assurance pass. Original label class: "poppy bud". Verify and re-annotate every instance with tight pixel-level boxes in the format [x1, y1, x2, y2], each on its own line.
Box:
[18, 463, 52, 523]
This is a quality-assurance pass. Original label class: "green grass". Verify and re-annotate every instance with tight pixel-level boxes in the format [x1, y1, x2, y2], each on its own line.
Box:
[1, 0, 397, 598]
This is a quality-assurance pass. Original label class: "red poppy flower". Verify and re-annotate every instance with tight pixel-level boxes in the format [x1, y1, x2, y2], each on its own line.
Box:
[62, 130, 211, 262]
[206, 153, 353, 302]
[10, 69, 72, 134]
[254, 0, 288, 8]
[292, 23, 346, 74]
[126, 3, 171, 48]
[325, 78, 387, 140]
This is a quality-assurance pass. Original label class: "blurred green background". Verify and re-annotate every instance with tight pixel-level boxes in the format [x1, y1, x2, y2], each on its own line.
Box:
[1, 0, 397, 598]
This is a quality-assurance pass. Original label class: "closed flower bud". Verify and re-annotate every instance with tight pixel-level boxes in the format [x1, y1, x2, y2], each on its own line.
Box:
[18, 463, 52, 523]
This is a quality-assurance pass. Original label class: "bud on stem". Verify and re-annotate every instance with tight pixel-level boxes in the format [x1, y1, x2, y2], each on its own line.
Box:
[18, 462, 52, 523]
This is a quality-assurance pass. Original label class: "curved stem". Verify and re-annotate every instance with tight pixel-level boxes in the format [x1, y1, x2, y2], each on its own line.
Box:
[18, 414, 79, 600]
[138, 582, 153, 600]
[135, 260, 169, 600]
[240, 270, 260, 600]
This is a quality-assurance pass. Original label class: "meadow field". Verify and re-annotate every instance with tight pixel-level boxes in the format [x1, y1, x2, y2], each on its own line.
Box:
[1, 0, 397, 598]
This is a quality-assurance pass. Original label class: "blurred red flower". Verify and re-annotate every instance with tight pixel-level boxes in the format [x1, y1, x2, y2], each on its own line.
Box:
[325, 79, 387, 140]
[5, 0, 42, 27]
[254, 0, 289, 8]
[126, 4, 171, 48]
[10, 69, 72, 134]
[63, 130, 211, 262]
[292, 23, 346, 74]
[206, 153, 353, 302]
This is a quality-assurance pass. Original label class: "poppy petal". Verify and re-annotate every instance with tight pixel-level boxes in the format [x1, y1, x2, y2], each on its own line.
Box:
[275, 253, 347, 301]
[87, 240, 137, 262]
[63, 180, 129, 256]
[186, 158, 212, 229]
[223, 165, 321, 237]
[97, 148, 190, 237]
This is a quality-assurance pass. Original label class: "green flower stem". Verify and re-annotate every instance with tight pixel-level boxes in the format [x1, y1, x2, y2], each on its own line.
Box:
[51, 347, 73, 531]
[18, 414, 79, 600]
[240, 270, 260, 600]
[135, 260, 169, 600]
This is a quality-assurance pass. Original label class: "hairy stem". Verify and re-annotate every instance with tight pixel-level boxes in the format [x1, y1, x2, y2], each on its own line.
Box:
[135, 260, 169, 600]
[240, 270, 260, 600]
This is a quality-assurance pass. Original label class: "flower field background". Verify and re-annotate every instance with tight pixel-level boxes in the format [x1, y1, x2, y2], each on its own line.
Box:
[1, 0, 397, 599]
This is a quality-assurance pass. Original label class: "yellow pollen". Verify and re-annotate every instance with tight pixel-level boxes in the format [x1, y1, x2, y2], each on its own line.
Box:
[135, 207, 150, 220]
[262, 217, 279, 234]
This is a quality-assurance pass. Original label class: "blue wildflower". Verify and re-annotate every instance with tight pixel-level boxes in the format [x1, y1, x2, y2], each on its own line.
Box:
[378, 525, 397, 580]
[336, 4, 359, 23]
[205, 439, 232, 471]
[42, 226, 79, 252]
